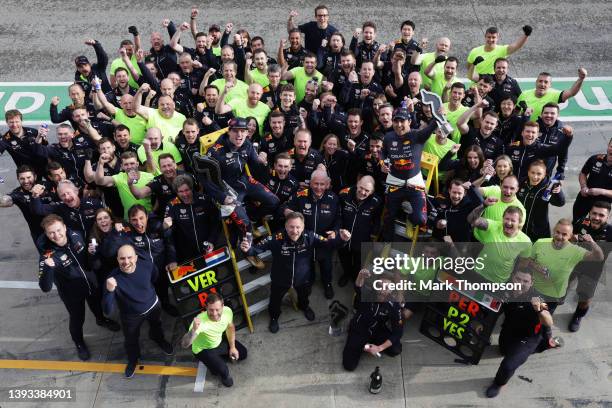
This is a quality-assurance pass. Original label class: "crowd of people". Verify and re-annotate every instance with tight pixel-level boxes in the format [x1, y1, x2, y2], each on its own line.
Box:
[1, 4, 610, 396]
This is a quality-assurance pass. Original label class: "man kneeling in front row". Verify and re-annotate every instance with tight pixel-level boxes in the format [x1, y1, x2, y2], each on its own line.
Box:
[181, 293, 247, 387]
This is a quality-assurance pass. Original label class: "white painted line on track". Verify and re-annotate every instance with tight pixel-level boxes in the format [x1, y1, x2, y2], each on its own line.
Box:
[193, 362, 207, 393]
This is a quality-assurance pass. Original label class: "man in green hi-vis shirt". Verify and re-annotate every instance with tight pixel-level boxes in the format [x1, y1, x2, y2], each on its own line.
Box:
[181, 293, 247, 388]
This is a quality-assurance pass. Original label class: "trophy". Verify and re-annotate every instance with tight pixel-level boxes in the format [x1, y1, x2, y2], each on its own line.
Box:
[420, 90, 453, 137]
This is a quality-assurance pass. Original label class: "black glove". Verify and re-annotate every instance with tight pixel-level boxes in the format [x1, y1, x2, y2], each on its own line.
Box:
[434, 55, 447, 64]
[84, 148, 94, 161]
[414, 45, 423, 54]
[473, 56, 485, 66]
[128, 26, 139, 36]
[522, 25, 533, 36]
[518, 100, 528, 111]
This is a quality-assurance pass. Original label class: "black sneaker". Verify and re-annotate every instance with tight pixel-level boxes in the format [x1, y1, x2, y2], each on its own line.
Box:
[161, 303, 179, 317]
[125, 361, 137, 378]
[75, 342, 90, 361]
[97, 317, 120, 332]
[485, 383, 502, 398]
[338, 275, 350, 287]
[157, 340, 174, 355]
[221, 375, 234, 387]
[568, 315, 583, 332]
[269, 318, 279, 333]
[324, 284, 334, 300]
[303, 307, 315, 321]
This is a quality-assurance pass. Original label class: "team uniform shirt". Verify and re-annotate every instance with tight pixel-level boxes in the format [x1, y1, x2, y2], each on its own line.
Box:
[246, 230, 341, 287]
[307, 107, 347, 146]
[104, 87, 137, 108]
[31, 197, 103, 237]
[429, 70, 456, 98]
[339, 80, 384, 114]
[349, 39, 380, 70]
[382, 121, 438, 186]
[194, 105, 234, 130]
[298, 21, 338, 54]
[317, 49, 342, 78]
[517, 89, 563, 121]
[423, 135, 455, 182]
[210, 78, 249, 103]
[474, 220, 532, 283]
[136, 141, 182, 176]
[147, 172, 181, 217]
[581, 154, 612, 192]
[490, 75, 522, 107]
[493, 113, 529, 145]
[442, 103, 469, 143]
[322, 149, 350, 192]
[517, 177, 565, 241]
[338, 186, 382, 251]
[283, 46, 308, 70]
[285, 188, 341, 235]
[418, 51, 439, 90]
[537, 118, 570, 177]
[164, 194, 220, 262]
[265, 170, 299, 204]
[30, 135, 96, 185]
[50, 101, 98, 129]
[428, 190, 481, 242]
[289, 67, 323, 104]
[190, 307, 234, 353]
[260, 133, 293, 167]
[111, 172, 154, 219]
[248, 68, 270, 88]
[92, 159, 124, 218]
[459, 127, 505, 161]
[227, 99, 271, 135]
[261, 85, 282, 109]
[204, 134, 263, 202]
[174, 132, 201, 175]
[393, 38, 421, 74]
[113, 109, 147, 144]
[530, 239, 588, 299]
[145, 108, 186, 143]
[9, 187, 54, 241]
[0, 128, 49, 177]
[506, 138, 570, 181]
[110, 56, 142, 89]
[286, 147, 325, 183]
[480, 185, 527, 224]
[467, 44, 509, 75]
[500, 288, 544, 338]
[178, 69, 206, 100]
[38, 230, 96, 296]
[101, 216, 174, 267]
[146, 44, 178, 79]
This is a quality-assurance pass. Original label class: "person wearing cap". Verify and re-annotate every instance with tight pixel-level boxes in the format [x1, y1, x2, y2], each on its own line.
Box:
[204, 117, 279, 249]
[380, 105, 437, 241]
[74, 39, 112, 97]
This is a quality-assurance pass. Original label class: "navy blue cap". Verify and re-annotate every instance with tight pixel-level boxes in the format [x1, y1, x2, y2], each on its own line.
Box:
[228, 117, 248, 129]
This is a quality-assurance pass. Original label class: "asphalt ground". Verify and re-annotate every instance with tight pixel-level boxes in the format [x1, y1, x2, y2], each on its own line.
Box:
[0, 1, 611, 407]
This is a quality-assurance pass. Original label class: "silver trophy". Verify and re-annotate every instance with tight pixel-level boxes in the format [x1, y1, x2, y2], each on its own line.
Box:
[420, 90, 453, 137]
